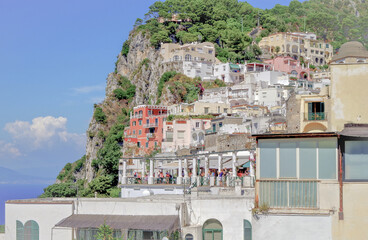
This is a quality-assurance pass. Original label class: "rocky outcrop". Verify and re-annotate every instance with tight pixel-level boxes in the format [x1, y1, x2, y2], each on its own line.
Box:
[83, 31, 183, 183]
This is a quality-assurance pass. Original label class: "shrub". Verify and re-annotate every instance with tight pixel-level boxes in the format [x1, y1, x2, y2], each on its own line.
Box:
[91, 159, 99, 172]
[157, 71, 177, 104]
[74, 156, 85, 173]
[64, 163, 72, 172]
[88, 175, 114, 195]
[113, 88, 126, 100]
[39, 182, 77, 198]
[94, 107, 107, 124]
[98, 130, 105, 140]
[121, 40, 130, 57]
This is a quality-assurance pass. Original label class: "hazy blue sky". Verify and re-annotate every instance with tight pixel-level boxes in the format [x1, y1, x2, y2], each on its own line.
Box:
[0, 0, 301, 181]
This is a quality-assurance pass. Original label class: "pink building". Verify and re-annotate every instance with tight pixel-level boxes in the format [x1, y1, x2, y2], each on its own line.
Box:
[264, 56, 311, 80]
[124, 105, 167, 154]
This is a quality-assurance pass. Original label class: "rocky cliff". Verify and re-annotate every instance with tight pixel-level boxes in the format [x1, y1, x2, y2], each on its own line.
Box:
[84, 31, 182, 182]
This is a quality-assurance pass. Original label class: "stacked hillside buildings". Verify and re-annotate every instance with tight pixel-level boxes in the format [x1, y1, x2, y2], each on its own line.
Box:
[259, 32, 333, 66]
[9, 36, 368, 240]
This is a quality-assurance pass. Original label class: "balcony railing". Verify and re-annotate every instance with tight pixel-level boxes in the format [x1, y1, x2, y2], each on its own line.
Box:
[146, 133, 155, 138]
[304, 112, 327, 121]
[144, 123, 159, 128]
[125, 135, 137, 138]
[131, 114, 143, 119]
[259, 180, 318, 209]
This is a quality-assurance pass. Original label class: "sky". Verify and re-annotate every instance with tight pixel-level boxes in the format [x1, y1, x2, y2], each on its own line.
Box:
[0, 0, 302, 181]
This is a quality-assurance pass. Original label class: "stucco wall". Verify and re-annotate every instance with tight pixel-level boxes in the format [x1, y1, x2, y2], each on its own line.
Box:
[332, 183, 368, 240]
[189, 197, 253, 240]
[329, 63, 368, 131]
[5, 202, 73, 240]
[253, 214, 332, 240]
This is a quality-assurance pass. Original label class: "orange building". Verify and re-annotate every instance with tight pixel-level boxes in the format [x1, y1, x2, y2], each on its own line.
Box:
[124, 105, 167, 153]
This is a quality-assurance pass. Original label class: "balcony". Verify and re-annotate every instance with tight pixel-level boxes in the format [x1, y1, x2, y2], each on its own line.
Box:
[146, 133, 155, 138]
[125, 135, 137, 139]
[144, 123, 159, 128]
[131, 114, 143, 119]
[304, 112, 327, 121]
[259, 180, 318, 209]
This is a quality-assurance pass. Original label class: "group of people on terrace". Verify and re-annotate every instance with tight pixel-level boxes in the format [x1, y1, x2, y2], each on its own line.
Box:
[131, 167, 250, 185]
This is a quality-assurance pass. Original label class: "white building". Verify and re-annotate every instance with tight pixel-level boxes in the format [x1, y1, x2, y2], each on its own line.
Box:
[183, 61, 214, 80]
[213, 63, 245, 84]
[161, 118, 211, 153]
[254, 87, 285, 108]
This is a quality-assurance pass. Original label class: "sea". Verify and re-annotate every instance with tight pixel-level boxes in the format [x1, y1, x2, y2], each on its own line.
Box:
[0, 184, 48, 225]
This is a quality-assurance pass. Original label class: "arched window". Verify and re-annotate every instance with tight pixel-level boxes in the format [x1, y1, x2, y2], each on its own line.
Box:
[173, 55, 180, 61]
[185, 233, 194, 240]
[16, 220, 24, 240]
[24, 220, 39, 240]
[203, 219, 222, 240]
[244, 220, 252, 240]
[185, 54, 192, 61]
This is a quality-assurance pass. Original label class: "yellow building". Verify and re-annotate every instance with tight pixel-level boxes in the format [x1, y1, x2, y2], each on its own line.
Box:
[259, 32, 333, 66]
[167, 101, 231, 116]
[328, 41, 368, 132]
[160, 42, 215, 63]
[286, 90, 329, 133]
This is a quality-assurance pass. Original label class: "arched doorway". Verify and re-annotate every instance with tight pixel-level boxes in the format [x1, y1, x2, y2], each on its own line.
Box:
[185, 233, 194, 240]
[203, 219, 223, 240]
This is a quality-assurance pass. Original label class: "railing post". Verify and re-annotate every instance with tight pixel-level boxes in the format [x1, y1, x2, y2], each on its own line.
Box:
[232, 152, 237, 178]
[204, 155, 209, 185]
[184, 158, 189, 183]
[217, 154, 222, 186]
[141, 160, 145, 182]
[148, 159, 154, 184]
[192, 157, 197, 184]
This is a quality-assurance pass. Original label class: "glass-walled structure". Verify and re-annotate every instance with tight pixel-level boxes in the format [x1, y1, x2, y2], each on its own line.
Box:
[255, 133, 338, 209]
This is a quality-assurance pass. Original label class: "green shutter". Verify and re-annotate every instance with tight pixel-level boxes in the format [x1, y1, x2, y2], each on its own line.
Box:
[243, 220, 252, 240]
[16, 220, 24, 240]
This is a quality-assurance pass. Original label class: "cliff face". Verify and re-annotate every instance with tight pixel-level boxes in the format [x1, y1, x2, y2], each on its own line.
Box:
[84, 31, 182, 182]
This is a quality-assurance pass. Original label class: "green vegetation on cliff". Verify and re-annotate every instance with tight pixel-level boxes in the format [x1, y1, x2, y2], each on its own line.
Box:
[113, 75, 136, 101]
[158, 72, 227, 104]
[139, 0, 368, 62]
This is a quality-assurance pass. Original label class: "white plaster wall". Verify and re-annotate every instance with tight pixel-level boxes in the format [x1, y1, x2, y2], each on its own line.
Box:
[121, 187, 184, 198]
[5, 203, 73, 240]
[0, 233, 4, 240]
[253, 214, 332, 240]
[76, 199, 179, 216]
[189, 197, 253, 240]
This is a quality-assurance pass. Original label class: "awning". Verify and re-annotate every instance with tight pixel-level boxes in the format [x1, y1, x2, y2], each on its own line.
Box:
[229, 64, 240, 69]
[243, 161, 250, 168]
[55, 214, 180, 233]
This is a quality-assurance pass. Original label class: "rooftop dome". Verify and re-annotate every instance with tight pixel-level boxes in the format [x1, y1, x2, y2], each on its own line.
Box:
[332, 41, 368, 62]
